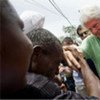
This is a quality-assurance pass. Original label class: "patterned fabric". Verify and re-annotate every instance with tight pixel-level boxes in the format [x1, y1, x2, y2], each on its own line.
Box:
[2, 72, 98, 99]
[26, 73, 98, 99]
[26, 73, 61, 99]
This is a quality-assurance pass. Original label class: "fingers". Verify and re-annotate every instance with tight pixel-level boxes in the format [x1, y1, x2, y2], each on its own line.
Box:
[63, 45, 91, 75]
[59, 66, 72, 75]
[64, 67, 72, 74]
[53, 75, 62, 85]
[59, 83, 67, 92]
[63, 45, 74, 51]
[63, 45, 84, 58]
[64, 50, 81, 71]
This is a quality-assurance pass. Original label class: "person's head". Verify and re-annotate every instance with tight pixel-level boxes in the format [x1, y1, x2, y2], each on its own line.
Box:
[1, 0, 33, 94]
[80, 5, 100, 37]
[20, 10, 45, 34]
[27, 28, 64, 79]
[62, 37, 74, 46]
[77, 25, 91, 40]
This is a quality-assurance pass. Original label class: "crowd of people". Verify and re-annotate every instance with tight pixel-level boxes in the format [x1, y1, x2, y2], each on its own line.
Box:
[1, 0, 100, 99]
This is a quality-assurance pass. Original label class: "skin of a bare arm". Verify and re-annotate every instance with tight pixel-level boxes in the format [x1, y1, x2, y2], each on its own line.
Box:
[63, 48, 100, 97]
[79, 58, 100, 97]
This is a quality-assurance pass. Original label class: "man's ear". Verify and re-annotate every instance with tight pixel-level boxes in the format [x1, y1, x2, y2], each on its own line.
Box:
[33, 45, 42, 56]
[29, 45, 42, 72]
[31, 45, 45, 73]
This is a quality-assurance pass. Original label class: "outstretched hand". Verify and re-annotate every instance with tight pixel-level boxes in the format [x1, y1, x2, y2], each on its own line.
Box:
[62, 45, 85, 72]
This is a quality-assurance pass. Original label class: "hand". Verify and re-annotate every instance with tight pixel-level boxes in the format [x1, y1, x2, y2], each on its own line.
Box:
[63, 50, 81, 72]
[59, 83, 67, 93]
[63, 45, 82, 54]
[59, 66, 72, 75]
[53, 75, 67, 92]
[62, 45, 85, 72]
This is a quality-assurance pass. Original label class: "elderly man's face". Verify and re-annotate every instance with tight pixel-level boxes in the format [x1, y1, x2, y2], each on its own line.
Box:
[84, 19, 100, 37]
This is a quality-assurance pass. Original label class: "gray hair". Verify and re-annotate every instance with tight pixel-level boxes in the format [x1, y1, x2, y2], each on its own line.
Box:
[80, 5, 100, 25]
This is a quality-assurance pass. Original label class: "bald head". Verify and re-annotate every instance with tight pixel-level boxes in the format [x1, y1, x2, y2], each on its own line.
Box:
[0, 0, 33, 95]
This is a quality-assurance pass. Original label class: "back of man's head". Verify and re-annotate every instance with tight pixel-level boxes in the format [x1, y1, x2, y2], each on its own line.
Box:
[27, 28, 62, 54]
[27, 28, 64, 78]
[62, 37, 74, 46]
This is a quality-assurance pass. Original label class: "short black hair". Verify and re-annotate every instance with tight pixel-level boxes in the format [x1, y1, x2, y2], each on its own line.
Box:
[27, 28, 62, 54]
[27, 28, 63, 72]
[62, 37, 73, 45]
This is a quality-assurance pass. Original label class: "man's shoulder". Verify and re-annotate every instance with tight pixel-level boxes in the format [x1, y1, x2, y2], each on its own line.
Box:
[80, 35, 96, 50]
[26, 73, 49, 88]
[83, 35, 94, 42]
[26, 73, 61, 98]
[83, 35, 99, 43]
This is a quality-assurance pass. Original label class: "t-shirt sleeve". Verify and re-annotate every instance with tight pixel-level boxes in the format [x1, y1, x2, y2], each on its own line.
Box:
[79, 36, 92, 59]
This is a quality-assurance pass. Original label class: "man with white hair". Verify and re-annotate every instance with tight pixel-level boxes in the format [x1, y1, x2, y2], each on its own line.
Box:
[74, 6, 100, 95]
[62, 5, 100, 98]
[79, 5, 100, 77]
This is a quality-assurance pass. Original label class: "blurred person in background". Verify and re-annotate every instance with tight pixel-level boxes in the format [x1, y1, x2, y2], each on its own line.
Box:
[77, 25, 91, 40]
[79, 5, 100, 77]
[60, 37, 75, 92]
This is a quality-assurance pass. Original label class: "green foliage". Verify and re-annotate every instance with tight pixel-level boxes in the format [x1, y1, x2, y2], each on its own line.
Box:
[58, 36, 65, 42]
[62, 25, 78, 41]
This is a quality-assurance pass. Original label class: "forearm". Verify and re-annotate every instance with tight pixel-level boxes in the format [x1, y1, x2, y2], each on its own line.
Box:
[63, 47, 100, 97]
[80, 59, 100, 97]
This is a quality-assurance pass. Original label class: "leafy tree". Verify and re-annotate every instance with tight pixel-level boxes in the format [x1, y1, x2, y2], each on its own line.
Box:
[62, 25, 82, 45]
[58, 25, 82, 45]
[62, 25, 78, 40]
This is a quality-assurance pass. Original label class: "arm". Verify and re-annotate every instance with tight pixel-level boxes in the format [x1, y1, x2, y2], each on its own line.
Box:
[79, 58, 100, 97]
[63, 49, 100, 97]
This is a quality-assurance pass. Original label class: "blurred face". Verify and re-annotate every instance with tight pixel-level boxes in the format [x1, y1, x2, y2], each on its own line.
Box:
[1, 0, 33, 92]
[84, 19, 100, 37]
[78, 28, 91, 40]
[35, 46, 63, 79]
[62, 41, 73, 46]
